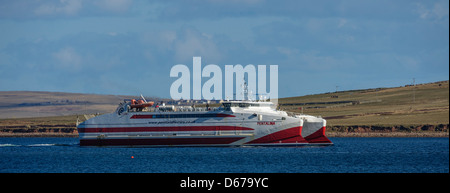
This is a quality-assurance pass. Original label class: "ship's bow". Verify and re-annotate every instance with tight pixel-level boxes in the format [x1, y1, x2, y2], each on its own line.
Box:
[302, 118, 332, 145]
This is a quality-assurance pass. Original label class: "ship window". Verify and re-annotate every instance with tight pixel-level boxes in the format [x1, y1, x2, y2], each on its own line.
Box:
[238, 103, 250, 108]
[222, 103, 231, 111]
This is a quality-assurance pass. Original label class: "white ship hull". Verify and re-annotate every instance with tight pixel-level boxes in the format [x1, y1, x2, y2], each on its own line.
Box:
[77, 101, 332, 147]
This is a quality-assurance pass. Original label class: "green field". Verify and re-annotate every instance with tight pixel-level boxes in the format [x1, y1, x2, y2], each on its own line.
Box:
[0, 115, 80, 127]
[279, 81, 449, 127]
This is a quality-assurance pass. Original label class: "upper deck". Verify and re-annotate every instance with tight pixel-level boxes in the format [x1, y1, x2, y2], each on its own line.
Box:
[117, 100, 281, 115]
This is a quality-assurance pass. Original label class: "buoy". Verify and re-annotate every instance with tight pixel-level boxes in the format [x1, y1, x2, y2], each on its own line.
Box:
[131, 156, 134, 159]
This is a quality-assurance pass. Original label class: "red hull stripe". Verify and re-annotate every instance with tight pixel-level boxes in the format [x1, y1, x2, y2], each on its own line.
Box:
[304, 126, 332, 144]
[78, 126, 253, 133]
[245, 126, 307, 144]
[80, 137, 245, 146]
[130, 113, 235, 119]
[130, 115, 153, 119]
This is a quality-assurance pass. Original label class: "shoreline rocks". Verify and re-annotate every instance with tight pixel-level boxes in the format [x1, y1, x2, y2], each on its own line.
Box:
[326, 131, 449, 138]
[0, 124, 448, 138]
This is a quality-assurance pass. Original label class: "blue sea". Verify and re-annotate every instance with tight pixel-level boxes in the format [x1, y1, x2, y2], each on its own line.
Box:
[0, 137, 448, 173]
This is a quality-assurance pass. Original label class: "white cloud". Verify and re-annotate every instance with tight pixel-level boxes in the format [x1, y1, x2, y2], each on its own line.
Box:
[52, 47, 82, 71]
[173, 28, 221, 62]
[34, 0, 83, 16]
[432, 1, 449, 19]
[415, 1, 449, 20]
[94, 0, 133, 13]
[141, 30, 177, 51]
[1, 1, 448, 98]
[1, 0, 135, 19]
[338, 18, 347, 28]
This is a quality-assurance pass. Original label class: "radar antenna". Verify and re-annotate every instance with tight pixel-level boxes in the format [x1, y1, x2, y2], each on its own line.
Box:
[241, 79, 249, 101]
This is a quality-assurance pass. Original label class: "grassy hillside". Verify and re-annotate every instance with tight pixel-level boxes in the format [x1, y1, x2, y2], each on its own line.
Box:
[279, 81, 449, 127]
[0, 115, 80, 127]
[0, 91, 156, 118]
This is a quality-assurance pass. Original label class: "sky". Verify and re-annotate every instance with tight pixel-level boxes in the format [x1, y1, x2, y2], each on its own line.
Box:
[0, 0, 448, 99]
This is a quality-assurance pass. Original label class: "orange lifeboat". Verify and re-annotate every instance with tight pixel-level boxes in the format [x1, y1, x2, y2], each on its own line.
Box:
[130, 99, 154, 108]
[129, 99, 154, 111]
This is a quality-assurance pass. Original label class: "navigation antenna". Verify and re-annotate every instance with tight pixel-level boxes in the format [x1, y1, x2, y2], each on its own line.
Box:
[140, 94, 147, 103]
[241, 79, 249, 101]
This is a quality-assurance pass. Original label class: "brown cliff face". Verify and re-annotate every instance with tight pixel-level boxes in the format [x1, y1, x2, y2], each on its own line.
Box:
[0, 124, 78, 137]
[328, 124, 449, 133]
[326, 124, 449, 137]
[1, 124, 448, 138]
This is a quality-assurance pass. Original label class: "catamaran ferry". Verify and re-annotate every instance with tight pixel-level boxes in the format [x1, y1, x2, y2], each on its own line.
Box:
[77, 98, 332, 147]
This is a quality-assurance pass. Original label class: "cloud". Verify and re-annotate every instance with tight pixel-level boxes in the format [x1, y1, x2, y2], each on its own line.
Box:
[93, 0, 133, 13]
[415, 1, 449, 20]
[432, 1, 450, 19]
[0, 30, 219, 96]
[52, 46, 82, 71]
[156, 0, 426, 22]
[34, 0, 83, 16]
[251, 19, 361, 54]
[338, 18, 347, 28]
[140, 27, 223, 63]
[157, 0, 317, 21]
[0, 1, 448, 97]
[0, 0, 134, 19]
[140, 30, 177, 51]
[173, 28, 221, 62]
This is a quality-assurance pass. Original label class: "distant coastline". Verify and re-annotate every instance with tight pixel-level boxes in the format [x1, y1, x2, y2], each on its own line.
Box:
[327, 131, 448, 138]
[0, 125, 448, 138]
[327, 124, 449, 137]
